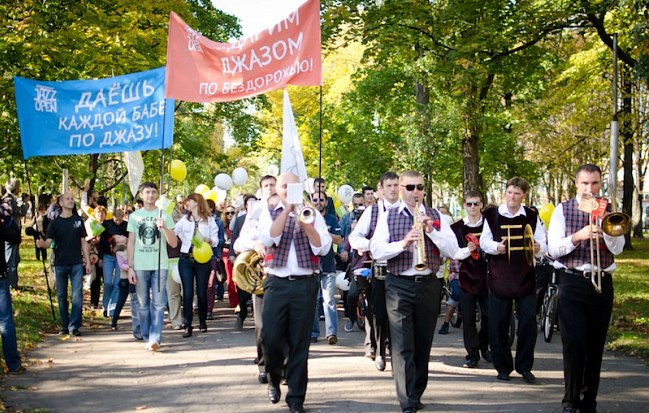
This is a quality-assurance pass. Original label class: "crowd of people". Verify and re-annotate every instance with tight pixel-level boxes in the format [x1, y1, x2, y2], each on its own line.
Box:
[0, 163, 624, 413]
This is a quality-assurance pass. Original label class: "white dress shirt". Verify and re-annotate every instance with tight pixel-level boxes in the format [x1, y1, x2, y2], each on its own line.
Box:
[370, 203, 459, 276]
[547, 198, 625, 272]
[258, 201, 333, 278]
[480, 204, 547, 258]
[174, 214, 219, 254]
[233, 201, 265, 254]
[348, 199, 400, 255]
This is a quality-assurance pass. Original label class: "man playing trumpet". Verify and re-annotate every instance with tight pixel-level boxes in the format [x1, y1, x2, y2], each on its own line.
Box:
[371, 170, 458, 413]
[547, 164, 625, 413]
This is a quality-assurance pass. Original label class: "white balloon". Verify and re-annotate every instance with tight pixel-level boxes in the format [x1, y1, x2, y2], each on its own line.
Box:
[212, 187, 227, 202]
[231, 167, 248, 186]
[267, 164, 279, 176]
[337, 184, 354, 204]
[214, 173, 233, 190]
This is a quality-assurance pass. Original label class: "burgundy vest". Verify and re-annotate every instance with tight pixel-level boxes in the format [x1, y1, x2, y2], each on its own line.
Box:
[451, 219, 488, 294]
[264, 207, 320, 271]
[386, 206, 441, 275]
[556, 198, 614, 270]
[483, 206, 537, 298]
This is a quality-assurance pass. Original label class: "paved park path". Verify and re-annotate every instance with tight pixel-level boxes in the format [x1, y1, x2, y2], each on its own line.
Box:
[2, 298, 649, 413]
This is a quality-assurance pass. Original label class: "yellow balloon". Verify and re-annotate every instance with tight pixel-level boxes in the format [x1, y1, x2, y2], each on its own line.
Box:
[203, 189, 218, 204]
[539, 203, 555, 228]
[192, 241, 213, 264]
[169, 159, 187, 181]
[195, 184, 210, 195]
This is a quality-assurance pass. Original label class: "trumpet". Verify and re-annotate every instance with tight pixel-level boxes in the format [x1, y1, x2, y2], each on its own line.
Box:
[413, 202, 428, 271]
[296, 191, 318, 224]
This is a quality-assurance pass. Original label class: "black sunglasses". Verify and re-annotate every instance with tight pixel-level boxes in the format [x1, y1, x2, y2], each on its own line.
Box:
[465, 201, 480, 207]
[401, 184, 425, 191]
[312, 198, 325, 202]
[225, 211, 235, 215]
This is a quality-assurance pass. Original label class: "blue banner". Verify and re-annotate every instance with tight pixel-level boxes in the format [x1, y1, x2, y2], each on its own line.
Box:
[14, 67, 174, 159]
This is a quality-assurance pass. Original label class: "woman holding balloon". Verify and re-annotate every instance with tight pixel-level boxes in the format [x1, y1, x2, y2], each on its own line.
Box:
[174, 193, 219, 338]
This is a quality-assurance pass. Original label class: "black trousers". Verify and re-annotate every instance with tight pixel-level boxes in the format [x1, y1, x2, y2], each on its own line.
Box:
[371, 277, 389, 358]
[459, 290, 489, 361]
[386, 274, 440, 411]
[252, 293, 265, 373]
[488, 292, 536, 375]
[558, 271, 613, 412]
[261, 275, 318, 408]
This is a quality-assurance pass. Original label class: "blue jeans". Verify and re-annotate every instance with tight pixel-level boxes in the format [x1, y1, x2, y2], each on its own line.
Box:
[54, 264, 84, 332]
[0, 278, 21, 371]
[5, 242, 19, 289]
[134, 270, 167, 345]
[130, 291, 142, 339]
[312, 272, 338, 338]
[102, 255, 120, 315]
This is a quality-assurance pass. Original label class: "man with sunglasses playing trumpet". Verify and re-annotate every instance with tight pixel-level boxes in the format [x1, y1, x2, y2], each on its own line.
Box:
[480, 177, 546, 384]
[371, 170, 458, 413]
[547, 164, 625, 413]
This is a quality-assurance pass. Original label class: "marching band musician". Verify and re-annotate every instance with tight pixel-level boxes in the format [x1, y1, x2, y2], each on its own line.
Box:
[233, 175, 277, 384]
[450, 190, 491, 369]
[370, 170, 458, 413]
[348, 171, 401, 372]
[547, 164, 625, 413]
[257, 172, 332, 413]
[480, 177, 546, 384]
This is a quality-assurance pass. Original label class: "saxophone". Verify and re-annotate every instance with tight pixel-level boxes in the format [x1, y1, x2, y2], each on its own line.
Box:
[413, 202, 428, 271]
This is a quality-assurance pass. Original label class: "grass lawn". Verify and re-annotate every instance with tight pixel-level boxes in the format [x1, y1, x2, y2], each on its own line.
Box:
[608, 236, 649, 363]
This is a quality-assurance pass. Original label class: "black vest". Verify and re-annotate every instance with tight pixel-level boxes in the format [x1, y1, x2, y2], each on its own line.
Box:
[483, 206, 537, 299]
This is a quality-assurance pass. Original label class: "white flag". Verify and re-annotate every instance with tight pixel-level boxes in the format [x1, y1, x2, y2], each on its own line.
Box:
[281, 89, 308, 185]
[123, 151, 144, 197]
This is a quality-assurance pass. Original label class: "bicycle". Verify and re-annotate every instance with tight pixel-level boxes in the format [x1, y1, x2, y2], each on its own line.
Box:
[540, 270, 559, 342]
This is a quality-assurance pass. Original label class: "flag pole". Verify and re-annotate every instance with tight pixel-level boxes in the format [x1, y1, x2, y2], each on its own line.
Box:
[318, 86, 323, 182]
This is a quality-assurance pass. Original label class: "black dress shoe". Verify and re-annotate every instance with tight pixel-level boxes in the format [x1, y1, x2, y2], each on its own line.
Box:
[267, 385, 281, 404]
[182, 326, 193, 338]
[402, 409, 415, 413]
[289, 405, 305, 413]
[375, 356, 386, 371]
[497, 372, 510, 381]
[199, 324, 207, 333]
[562, 408, 577, 413]
[521, 371, 536, 384]
[257, 372, 268, 384]
[414, 401, 424, 410]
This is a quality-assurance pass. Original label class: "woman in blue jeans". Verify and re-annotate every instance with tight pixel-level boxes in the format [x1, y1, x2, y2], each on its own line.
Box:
[174, 193, 219, 338]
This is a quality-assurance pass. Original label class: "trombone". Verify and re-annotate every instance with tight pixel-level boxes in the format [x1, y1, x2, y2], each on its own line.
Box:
[581, 193, 631, 293]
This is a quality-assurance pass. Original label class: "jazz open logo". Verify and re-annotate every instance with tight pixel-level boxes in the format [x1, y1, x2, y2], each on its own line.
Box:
[34, 85, 58, 113]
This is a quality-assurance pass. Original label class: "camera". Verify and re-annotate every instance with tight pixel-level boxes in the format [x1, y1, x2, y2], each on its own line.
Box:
[352, 205, 366, 222]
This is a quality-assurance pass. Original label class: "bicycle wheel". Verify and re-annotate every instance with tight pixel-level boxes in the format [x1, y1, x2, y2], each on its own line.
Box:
[543, 295, 556, 342]
[508, 310, 516, 348]
[356, 294, 367, 330]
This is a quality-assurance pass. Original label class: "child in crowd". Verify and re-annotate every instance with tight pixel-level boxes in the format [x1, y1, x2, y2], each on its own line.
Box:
[110, 235, 140, 339]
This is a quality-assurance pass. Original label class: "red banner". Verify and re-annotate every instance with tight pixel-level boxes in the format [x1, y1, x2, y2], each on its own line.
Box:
[165, 0, 322, 102]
